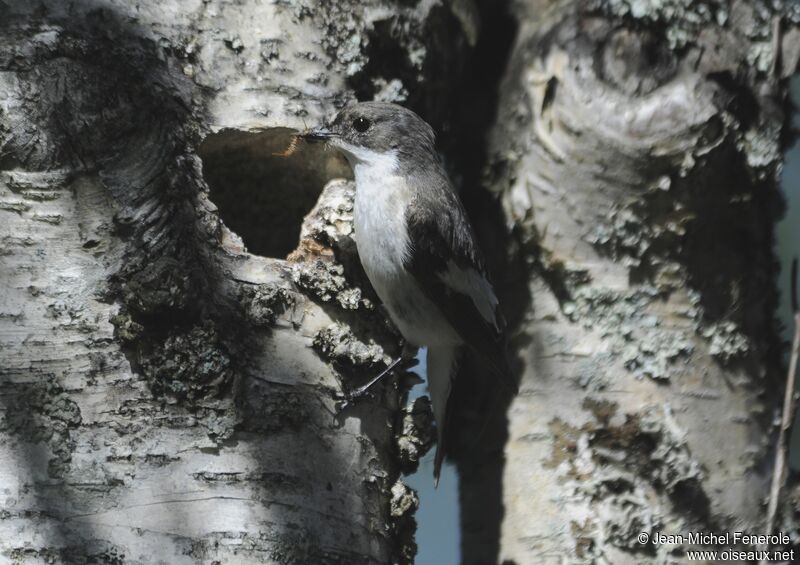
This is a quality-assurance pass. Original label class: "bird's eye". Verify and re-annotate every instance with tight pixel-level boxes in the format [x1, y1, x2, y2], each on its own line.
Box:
[352, 117, 371, 133]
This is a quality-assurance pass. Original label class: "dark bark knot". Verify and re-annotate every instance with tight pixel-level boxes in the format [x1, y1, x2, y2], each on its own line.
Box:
[599, 28, 678, 95]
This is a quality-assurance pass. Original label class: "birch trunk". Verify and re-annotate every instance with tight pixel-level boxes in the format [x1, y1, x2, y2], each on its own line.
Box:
[0, 1, 471, 562]
[453, 1, 800, 563]
[5, 0, 800, 562]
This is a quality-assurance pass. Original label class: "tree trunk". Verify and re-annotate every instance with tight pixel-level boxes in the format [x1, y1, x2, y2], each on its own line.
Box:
[4, 0, 800, 563]
[0, 1, 471, 562]
[455, 1, 800, 563]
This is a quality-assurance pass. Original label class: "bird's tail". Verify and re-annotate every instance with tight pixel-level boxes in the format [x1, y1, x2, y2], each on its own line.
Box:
[427, 344, 459, 487]
[478, 336, 518, 395]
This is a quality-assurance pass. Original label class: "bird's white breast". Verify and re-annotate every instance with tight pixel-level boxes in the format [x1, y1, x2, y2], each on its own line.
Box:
[349, 149, 460, 347]
[351, 152, 411, 278]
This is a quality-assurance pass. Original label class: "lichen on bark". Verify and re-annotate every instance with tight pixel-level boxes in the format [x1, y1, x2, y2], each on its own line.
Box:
[0, 0, 471, 562]
[453, 0, 800, 563]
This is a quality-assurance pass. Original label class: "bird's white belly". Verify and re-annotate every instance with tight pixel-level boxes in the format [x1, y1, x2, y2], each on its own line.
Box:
[353, 174, 460, 348]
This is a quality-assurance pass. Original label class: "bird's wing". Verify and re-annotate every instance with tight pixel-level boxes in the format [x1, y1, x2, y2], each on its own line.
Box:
[403, 187, 517, 392]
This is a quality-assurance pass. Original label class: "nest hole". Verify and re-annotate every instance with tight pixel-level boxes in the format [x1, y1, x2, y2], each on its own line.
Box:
[199, 128, 351, 258]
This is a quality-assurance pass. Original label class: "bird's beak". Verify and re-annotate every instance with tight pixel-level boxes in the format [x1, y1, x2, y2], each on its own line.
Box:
[299, 126, 333, 143]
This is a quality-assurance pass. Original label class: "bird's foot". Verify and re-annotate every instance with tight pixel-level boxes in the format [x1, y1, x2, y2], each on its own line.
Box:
[336, 356, 419, 410]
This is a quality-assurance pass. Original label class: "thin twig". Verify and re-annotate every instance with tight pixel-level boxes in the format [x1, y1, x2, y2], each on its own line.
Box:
[764, 258, 800, 548]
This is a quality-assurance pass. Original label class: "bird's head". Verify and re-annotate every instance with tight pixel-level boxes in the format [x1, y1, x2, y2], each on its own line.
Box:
[301, 102, 438, 169]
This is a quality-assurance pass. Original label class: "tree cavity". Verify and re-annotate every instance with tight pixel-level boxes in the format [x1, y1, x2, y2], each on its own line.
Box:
[199, 128, 352, 258]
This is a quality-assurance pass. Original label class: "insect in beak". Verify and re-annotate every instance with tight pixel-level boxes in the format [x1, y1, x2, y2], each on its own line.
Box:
[272, 134, 300, 157]
[273, 126, 333, 157]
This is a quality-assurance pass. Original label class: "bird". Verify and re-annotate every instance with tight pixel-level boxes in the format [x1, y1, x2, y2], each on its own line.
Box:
[301, 101, 516, 484]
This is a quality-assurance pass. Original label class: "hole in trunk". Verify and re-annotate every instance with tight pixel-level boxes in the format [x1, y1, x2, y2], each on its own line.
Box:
[198, 128, 352, 258]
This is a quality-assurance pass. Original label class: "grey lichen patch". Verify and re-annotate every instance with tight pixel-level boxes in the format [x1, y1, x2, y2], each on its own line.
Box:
[622, 331, 694, 381]
[1, 377, 82, 478]
[564, 286, 694, 381]
[224, 35, 245, 54]
[586, 207, 655, 270]
[587, 404, 704, 497]
[748, 41, 775, 74]
[142, 321, 234, 402]
[297, 0, 468, 131]
[700, 320, 750, 364]
[594, 0, 727, 50]
[8, 543, 125, 565]
[307, 1, 370, 77]
[7, 548, 61, 565]
[389, 479, 419, 565]
[46, 300, 98, 334]
[536, 250, 592, 299]
[600, 493, 661, 553]
[260, 38, 283, 63]
[306, 0, 432, 83]
[637, 405, 704, 493]
[552, 401, 706, 554]
[198, 406, 240, 441]
[290, 260, 367, 310]
[585, 197, 689, 282]
[313, 323, 389, 370]
[119, 255, 196, 316]
[390, 479, 419, 518]
[550, 399, 705, 492]
[289, 179, 379, 312]
[110, 311, 144, 343]
[739, 123, 783, 178]
[395, 396, 435, 474]
[742, 2, 797, 75]
[239, 284, 295, 326]
[373, 77, 409, 103]
[291, 179, 356, 261]
[581, 409, 706, 552]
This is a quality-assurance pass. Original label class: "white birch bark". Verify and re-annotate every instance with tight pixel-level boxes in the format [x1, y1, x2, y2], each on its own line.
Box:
[454, 1, 800, 563]
[0, 0, 471, 562]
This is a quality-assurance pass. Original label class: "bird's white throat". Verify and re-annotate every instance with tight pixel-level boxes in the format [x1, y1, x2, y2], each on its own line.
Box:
[349, 147, 409, 267]
[336, 141, 400, 174]
[348, 145, 416, 326]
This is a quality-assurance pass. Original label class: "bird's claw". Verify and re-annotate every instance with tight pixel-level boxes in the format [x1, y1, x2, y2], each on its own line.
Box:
[335, 355, 420, 411]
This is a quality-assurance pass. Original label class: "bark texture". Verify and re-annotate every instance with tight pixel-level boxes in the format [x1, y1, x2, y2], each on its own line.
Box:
[4, 0, 800, 563]
[454, 0, 800, 563]
[0, 1, 471, 562]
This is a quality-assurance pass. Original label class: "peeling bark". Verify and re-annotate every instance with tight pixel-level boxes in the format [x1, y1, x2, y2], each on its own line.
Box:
[454, 1, 800, 563]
